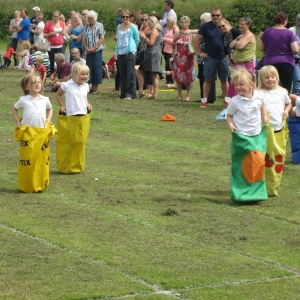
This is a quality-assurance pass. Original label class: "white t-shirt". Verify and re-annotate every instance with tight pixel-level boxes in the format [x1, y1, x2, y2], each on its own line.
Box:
[14, 94, 52, 128]
[257, 88, 291, 131]
[226, 91, 264, 136]
[71, 58, 86, 64]
[61, 79, 89, 115]
[34, 21, 45, 44]
[10, 18, 23, 38]
[293, 96, 300, 117]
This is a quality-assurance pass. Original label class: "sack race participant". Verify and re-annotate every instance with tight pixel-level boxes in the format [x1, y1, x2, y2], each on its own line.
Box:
[230, 126, 268, 202]
[257, 66, 291, 196]
[56, 62, 92, 173]
[226, 67, 268, 202]
[265, 120, 288, 196]
[12, 73, 55, 192]
[14, 123, 57, 192]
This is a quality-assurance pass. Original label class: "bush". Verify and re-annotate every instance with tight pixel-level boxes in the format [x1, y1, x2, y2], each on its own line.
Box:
[1, 0, 300, 41]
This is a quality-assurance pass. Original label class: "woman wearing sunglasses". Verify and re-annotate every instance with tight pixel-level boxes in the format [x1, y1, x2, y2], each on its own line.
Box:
[115, 9, 140, 99]
[217, 18, 241, 97]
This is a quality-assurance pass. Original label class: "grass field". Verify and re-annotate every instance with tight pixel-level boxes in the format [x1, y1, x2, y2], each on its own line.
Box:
[1, 38, 300, 299]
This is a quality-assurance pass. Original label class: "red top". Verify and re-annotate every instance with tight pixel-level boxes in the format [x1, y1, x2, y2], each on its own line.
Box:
[44, 20, 65, 47]
[36, 65, 47, 81]
[4, 47, 14, 59]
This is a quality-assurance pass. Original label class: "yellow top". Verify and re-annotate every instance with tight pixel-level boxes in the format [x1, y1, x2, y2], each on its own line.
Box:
[233, 42, 256, 62]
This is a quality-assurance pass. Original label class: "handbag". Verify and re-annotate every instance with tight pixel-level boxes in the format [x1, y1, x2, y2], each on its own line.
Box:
[38, 38, 51, 52]
[63, 33, 71, 44]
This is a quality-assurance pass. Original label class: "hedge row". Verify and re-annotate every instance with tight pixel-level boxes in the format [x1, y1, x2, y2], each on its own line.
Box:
[1, 0, 300, 41]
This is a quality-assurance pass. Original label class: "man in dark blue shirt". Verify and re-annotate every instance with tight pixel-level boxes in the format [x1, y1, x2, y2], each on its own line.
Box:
[15, 8, 31, 65]
[194, 8, 229, 107]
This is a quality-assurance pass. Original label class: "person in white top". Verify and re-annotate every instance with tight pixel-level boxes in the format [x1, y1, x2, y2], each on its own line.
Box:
[257, 65, 291, 131]
[31, 13, 44, 44]
[12, 73, 53, 128]
[56, 62, 92, 115]
[158, 0, 177, 36]
[70, 47, 86, 64]
[226, 67, 267, 136]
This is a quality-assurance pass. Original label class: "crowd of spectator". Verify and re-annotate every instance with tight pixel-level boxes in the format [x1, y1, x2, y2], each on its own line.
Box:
[4, 1, 300, 103]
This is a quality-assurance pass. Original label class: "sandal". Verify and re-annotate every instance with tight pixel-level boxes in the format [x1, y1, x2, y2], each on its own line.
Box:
[92, 90, 99, 94]
[137, 92, 145, 99]
[178, 96, 182, 101]
[148, 95, 157, 99]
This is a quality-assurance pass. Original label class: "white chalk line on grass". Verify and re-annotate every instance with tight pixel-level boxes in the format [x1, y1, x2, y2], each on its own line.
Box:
[0, 222, 183, 299]
[2, 177, 300, 292]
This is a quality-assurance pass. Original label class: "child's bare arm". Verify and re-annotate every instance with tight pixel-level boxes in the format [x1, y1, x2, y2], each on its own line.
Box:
[260, 103, 268, 124]
[226, 114, 237, 132]
[86, 100, 92, 111]
[56, 88, 66, 112]
[283, 102, 292, 118]
[45, 108, 53, 123]
[12, 106, 21, 128]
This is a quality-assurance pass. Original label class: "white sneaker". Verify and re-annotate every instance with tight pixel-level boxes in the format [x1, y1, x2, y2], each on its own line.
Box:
[224, 97, 231, 106]
[201, 98, 208, 107]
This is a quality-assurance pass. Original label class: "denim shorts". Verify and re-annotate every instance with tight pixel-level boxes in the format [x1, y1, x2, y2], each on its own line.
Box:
[203, 56, 229, 81]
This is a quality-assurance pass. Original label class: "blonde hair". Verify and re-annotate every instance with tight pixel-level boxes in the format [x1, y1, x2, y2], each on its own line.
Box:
[217, 18, 232, 28]
[71, 62, 90, 81]
[59, 14, 65, 22]
[167, 15, 177, 29]
[35, 55, 44, 64]
[73, 12, 82, 21]
[19, 73, 32, 95]
[19, 73, 44, 95]
[180, 16, 190, 26]
[23, 41, 31, 50]
[257, 65, 280, 90]
[148, 16, 160, 30]
[230, 66, 256, 87]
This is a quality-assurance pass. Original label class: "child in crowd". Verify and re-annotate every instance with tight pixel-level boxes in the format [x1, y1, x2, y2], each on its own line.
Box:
[257, 65, 291, 129]
[12, 73, 53, 128]
[56, 62, 92, 115]
[18, 41, 31, 72]
[227, 67, 267, 135]
[1, 43, 15, 69]
[226, 67, 268, 202]
[35, 55, 47, 83]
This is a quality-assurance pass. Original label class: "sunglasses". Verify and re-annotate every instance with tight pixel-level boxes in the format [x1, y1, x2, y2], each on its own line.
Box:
[142, 18, 148, 21]
[122, 15, 129, 19]
[218, 25, 225, 29]
[212, 14, 221, 17]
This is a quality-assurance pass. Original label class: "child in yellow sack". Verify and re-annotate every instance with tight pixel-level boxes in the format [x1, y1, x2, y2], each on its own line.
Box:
[55, 62, 92, 174]
[12, 73, 55, 192]
[12, 73, 53, 128]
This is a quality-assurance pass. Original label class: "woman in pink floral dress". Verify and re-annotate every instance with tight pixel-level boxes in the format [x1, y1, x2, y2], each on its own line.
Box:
[173, 16, 196, 101]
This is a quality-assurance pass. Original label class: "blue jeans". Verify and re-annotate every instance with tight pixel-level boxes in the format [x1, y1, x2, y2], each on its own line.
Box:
[118, 52, 136, 98]
[292, 65, 300, 96]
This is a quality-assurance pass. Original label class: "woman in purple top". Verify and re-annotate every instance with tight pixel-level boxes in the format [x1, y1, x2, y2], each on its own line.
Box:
[260, 11, 299, 92]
